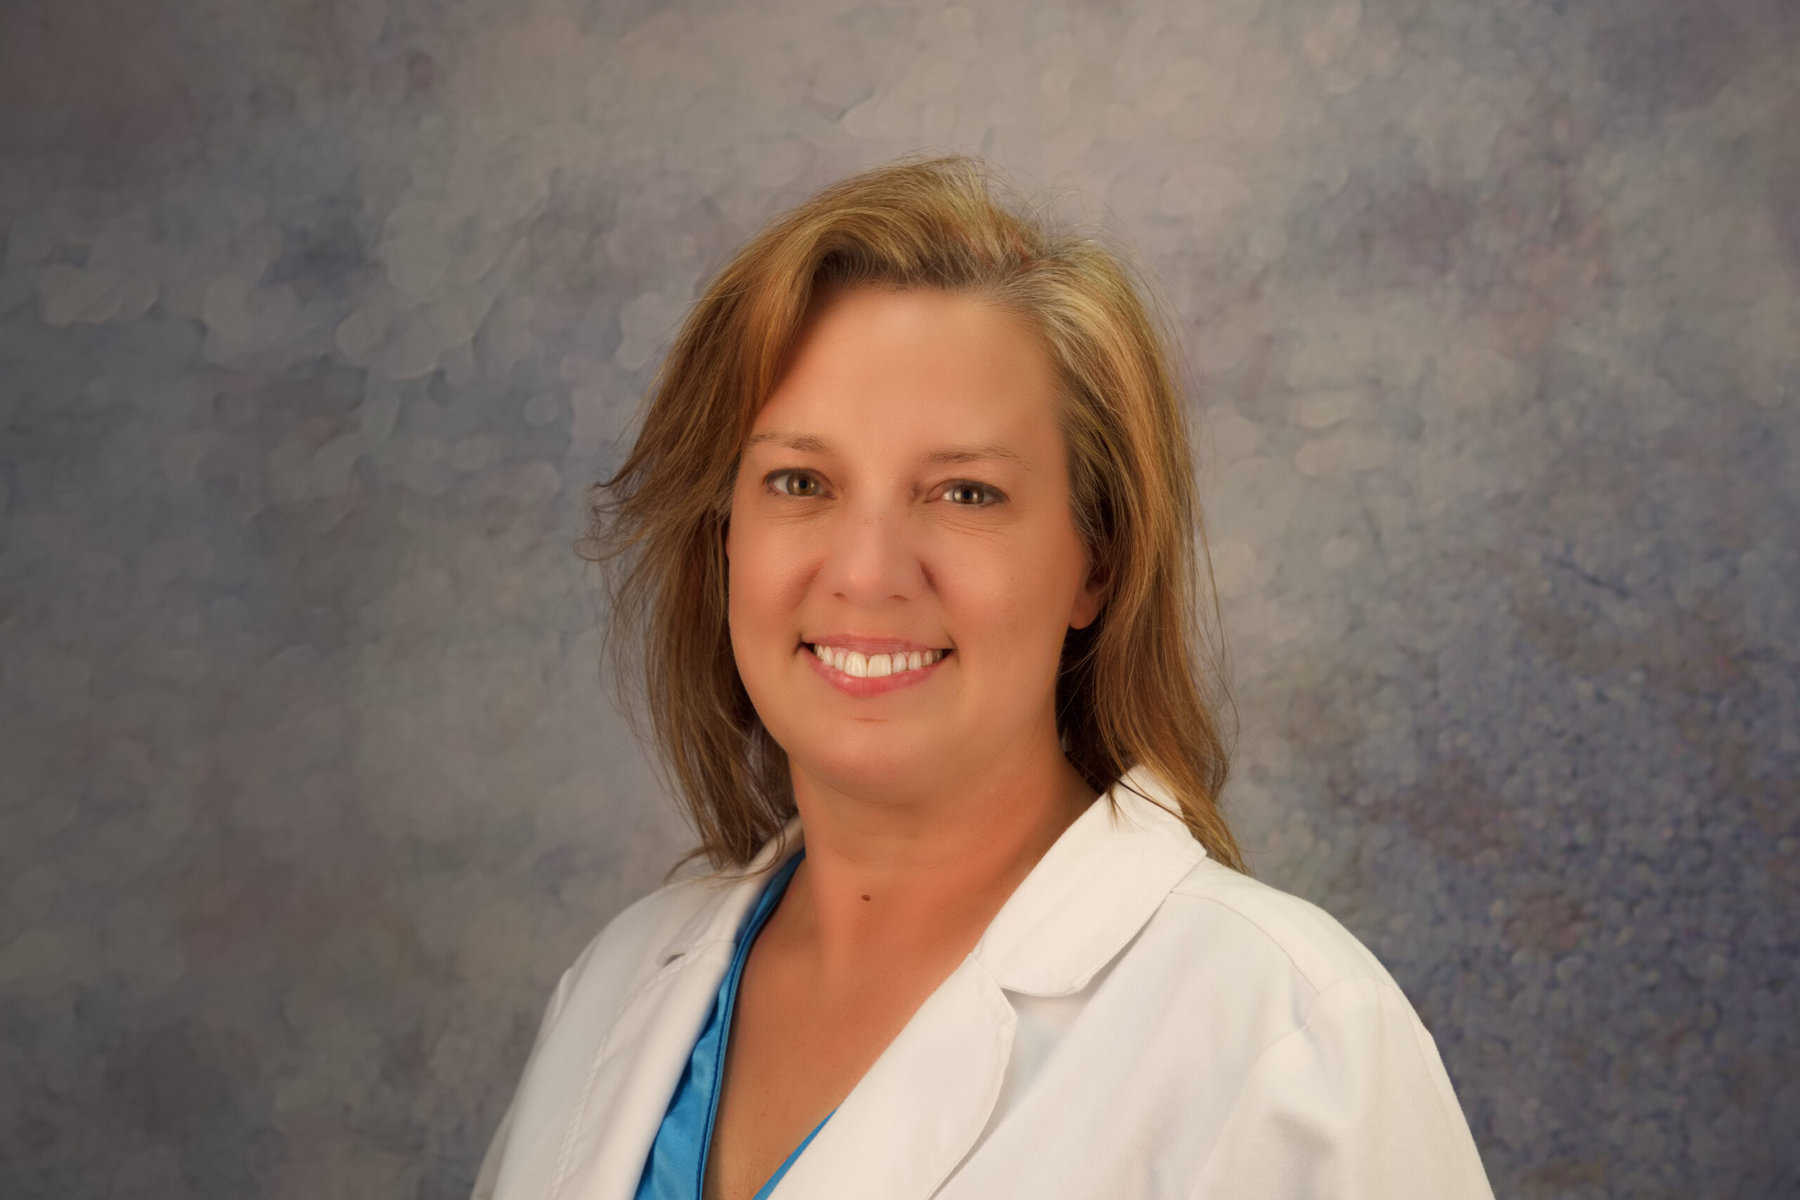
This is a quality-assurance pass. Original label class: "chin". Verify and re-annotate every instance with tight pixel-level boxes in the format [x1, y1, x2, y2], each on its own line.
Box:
[785, 733, 952, 800]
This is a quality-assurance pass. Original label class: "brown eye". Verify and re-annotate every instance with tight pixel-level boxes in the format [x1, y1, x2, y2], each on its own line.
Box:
[942, 481, 1002, 506]
[767, 470, 822, 497]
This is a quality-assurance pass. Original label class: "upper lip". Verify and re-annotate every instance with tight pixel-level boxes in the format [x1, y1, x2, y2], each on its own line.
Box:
[803, 634, 952, 654]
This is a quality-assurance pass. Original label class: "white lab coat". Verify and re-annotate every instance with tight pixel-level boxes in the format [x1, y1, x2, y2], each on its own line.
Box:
[474, 769, 1494, 1199]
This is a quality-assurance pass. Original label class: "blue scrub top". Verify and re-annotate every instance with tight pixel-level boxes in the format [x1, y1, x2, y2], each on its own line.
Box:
[634, 851, 831, 1200]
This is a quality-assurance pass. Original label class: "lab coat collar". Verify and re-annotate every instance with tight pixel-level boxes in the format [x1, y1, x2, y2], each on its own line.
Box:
[657, 820, 806, 965]
[974, 765, 1209, 995]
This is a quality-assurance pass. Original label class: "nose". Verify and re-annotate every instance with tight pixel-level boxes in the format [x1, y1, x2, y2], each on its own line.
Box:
[818, 499, 926, 605]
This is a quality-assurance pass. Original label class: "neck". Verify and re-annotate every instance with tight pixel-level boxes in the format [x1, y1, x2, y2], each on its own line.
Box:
[777, 734, 1096, 984]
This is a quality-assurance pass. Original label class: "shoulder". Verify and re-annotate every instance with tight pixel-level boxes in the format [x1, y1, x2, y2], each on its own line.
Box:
[1080, 853, 1427, 1074]
[1161, 857, 1401, 999]
[1107, 861, 1493, 1193]
[1144, 862, 1494, 1195]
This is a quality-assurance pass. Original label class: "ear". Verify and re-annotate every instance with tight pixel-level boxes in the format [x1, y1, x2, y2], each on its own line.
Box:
[1068, 559, 1107, 631]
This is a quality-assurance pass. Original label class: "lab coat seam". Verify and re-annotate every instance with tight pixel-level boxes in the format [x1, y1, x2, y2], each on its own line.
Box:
[1162, 887, 1372, 996]
[1179, 976, 1394, 1200]
[1378, 985, 1488, 1167]
[548, 1027, 604, 1199]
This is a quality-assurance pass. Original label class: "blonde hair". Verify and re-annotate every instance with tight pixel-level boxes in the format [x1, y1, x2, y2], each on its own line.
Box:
[585, 156, 1244, 873]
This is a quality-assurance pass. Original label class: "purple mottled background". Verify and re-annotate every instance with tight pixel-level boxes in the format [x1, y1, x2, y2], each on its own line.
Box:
[2, 1, 1796, 1196]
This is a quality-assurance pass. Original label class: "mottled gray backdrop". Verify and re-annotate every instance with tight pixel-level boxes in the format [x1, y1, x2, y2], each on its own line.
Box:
[2, 0, 1796, 1196]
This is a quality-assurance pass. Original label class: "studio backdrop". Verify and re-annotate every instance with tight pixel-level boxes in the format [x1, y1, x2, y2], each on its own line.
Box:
[2, 0, 1796, 1196]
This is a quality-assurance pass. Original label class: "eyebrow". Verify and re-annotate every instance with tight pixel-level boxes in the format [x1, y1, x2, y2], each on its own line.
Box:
[745, 431, 831, 454]
[744, 430, 1029, 468]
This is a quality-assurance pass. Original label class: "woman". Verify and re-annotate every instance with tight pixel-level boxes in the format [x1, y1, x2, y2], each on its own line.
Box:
[474, 158, 1493, 1199]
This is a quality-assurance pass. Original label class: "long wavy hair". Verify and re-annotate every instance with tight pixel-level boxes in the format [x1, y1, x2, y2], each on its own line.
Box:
[583, 156, 1244, 873]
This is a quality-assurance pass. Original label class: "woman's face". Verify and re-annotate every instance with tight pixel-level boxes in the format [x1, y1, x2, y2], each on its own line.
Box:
[725, 286, 1103, 798]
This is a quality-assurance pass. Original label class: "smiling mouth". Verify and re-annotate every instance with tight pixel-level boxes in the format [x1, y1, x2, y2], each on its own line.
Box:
[804, 643, 952, 679]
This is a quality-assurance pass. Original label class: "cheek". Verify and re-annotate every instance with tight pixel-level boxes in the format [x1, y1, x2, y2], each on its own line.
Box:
[726, 517, 810, 642]
[935, 549, 1037, 659]
[976, 531, 1089, 653]
[725, 528, 765, 634]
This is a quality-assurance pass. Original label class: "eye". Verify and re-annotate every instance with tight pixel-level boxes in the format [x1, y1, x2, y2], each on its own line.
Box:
[940, 480, 1004, 506]
[765, 469, 824, 498]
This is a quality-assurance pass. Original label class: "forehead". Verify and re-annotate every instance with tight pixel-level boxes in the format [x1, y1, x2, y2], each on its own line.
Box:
[750, 286, 1061, 443]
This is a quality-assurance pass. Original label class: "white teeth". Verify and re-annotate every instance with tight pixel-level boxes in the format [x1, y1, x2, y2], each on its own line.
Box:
[810, 644, 946, 678]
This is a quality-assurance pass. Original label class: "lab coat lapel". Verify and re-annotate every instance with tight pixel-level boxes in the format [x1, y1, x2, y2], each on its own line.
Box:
[559, 833, 802, 1200]
[556, 939, 732, 1200]
[769, 958, 1017, 1200]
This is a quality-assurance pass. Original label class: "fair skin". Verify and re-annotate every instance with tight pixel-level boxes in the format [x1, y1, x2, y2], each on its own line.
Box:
[710, 285, 1104, 1200]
